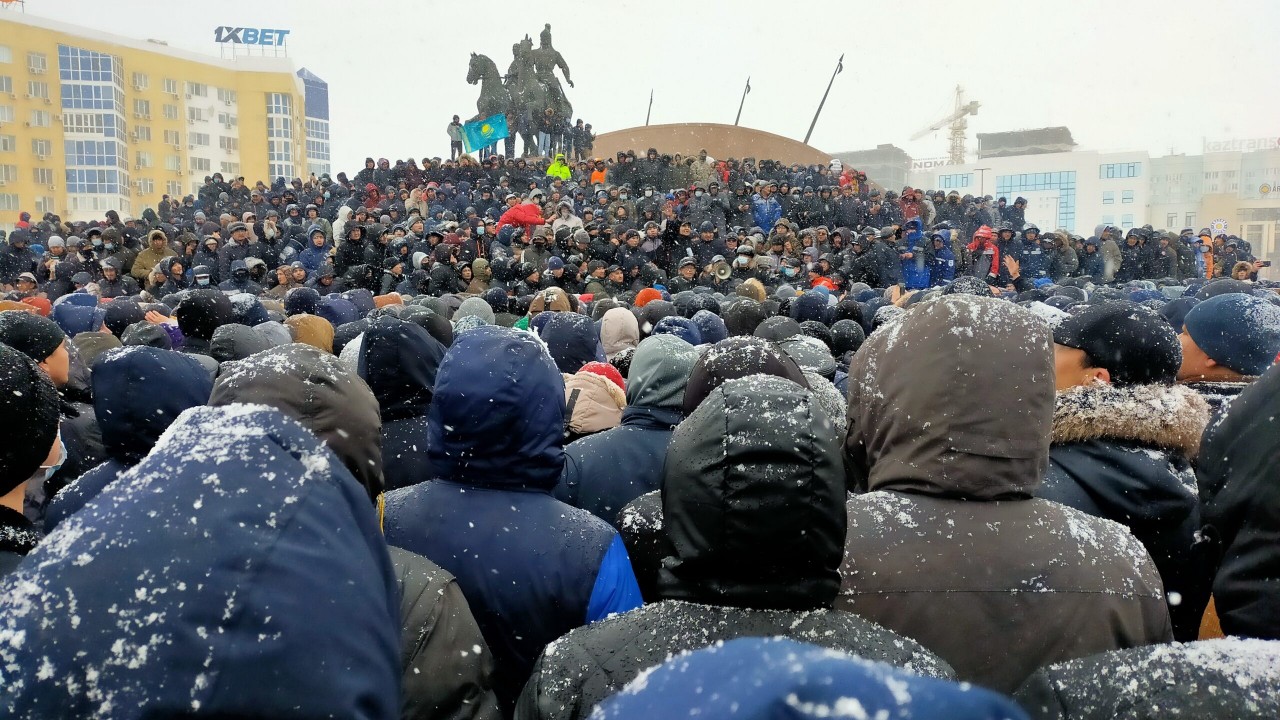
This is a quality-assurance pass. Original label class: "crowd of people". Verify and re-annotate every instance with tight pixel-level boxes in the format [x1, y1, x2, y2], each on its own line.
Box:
[0, 148, 1278, 719]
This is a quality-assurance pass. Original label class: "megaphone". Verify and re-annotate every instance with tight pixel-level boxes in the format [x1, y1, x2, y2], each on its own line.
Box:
[714, 262, 732, 281]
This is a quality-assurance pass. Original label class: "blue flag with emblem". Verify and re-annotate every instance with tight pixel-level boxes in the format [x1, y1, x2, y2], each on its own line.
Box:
[462, 113, 509, 153]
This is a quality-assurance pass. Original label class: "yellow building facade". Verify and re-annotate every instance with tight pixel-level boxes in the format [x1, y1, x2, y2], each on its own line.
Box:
[0, 13, 329, 228]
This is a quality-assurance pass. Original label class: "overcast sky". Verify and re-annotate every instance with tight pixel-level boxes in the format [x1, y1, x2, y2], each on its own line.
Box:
[25, 0, 1280, 171]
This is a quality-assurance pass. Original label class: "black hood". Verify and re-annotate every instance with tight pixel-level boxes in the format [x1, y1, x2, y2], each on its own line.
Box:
[357, 316, 446, 423]
[658, 375, 845, 610]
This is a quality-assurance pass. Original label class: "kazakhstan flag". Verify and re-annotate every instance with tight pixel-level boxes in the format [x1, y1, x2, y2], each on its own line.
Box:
[462, 113, 509, 153]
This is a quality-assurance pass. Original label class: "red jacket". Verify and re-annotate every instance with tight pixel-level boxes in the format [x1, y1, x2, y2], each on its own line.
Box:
[497, 202, 546, 233]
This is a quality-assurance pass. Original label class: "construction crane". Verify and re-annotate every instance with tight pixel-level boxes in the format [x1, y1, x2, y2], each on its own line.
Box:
[910, 85, 981, 165]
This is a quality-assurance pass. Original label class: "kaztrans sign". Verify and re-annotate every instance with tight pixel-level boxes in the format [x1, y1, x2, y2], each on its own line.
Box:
[214, 27, 291, 45]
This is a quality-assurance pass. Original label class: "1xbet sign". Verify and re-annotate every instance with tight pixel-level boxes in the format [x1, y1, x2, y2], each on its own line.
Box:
[214, 27, 291, 45]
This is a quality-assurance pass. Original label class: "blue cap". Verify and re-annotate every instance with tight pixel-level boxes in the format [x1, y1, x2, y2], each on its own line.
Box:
[1183, 293, 1280, 376]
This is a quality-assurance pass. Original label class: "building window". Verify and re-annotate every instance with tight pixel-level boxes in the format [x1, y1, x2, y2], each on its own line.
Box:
[219, 135, 238, 152]
[165, 154, 181, 171]
[0, 194, 19, 211]
[62, 112, 105, 134]
[1121, 190, 1134, 204]
[136, 177, 154, 195]
[0, 46, 11, 64]
[163, 129, 180, 145]
[0, 76, 10, 94]
[1185, 212, 1196, 228]
[27, 52, 47, 75]
[133, 98, 150, 118]
[187, 106, 205, 122]
[131, 71, 148, 90]
[135, 150, 151, 168]
[165, 180, 182, 196]
[163, 78, 178, 96]
[30, 109, 51, 127]
[266, 92, 295, 179]
[1102, 191, 1115, 205]
[938, 173, 972, 189]
[217, 112, 237, 127]
[133, 125, 151, 142]
[31, 138, 51, 156]
[189, 132, 210, 147]
[34, 196, 55, 215]
[1100, 215, 1115, 225]
[190, 157, 210, 172]
[0, 164, 16, 182]
[220, 161, 240, 176]
[216, 88, 237, 104]
[1166, 213, 1176, 227]
[162, 103, 178, 120]
[186, 82, 207, 98]
[33, 167, 54, 185]
[1100, 162, 1141, 179]
[0, 134, 14, 152]
[1121, 214, 1134, 229]
[27, 80, 49, 99]
[0, 106, 12, 123]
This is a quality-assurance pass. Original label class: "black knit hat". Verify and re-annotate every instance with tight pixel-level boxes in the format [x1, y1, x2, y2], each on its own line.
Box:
[0, 311, 66, 363]
[0, 343, 60, 492]
[174, 290, 234, 342]
[1052, 301, 1181, 385]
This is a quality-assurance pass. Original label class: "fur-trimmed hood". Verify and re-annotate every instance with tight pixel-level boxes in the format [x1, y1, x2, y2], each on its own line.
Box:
[1053, 382, 1210, 459]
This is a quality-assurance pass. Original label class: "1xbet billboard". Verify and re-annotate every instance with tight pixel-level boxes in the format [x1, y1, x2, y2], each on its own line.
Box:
[214, 27, 290, 46]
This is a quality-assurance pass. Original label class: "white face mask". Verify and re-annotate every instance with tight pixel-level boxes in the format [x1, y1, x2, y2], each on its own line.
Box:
[644, 190, 653, 197]
[695, 191, 704, 198]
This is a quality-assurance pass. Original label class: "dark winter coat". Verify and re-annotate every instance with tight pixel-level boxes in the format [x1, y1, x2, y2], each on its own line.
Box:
[389, 546, 502, 720]
[1040, 383, 1210, 641]
[592, 637, 1023, 720]
[357, 317, 447, 492]
[516, 375, 953, 720]
[44, 346, 212, 533]
[383, 327, 642, 712]
[555, 335, 698, 527]
[840, 295, 1172, 693]
[1014, 638, 1280, 719]
[1197, 364, 1280, 639]
[0, 506, 40, 576]
[0, 405, 401, 719]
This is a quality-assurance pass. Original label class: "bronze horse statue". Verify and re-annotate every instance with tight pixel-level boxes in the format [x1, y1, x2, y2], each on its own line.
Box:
[466, 52, 510, 123]
[467, 25, 575, 155]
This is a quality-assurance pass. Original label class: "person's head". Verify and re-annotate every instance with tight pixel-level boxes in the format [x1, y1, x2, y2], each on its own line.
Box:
[1051, 301, 1182, 391]
[229, 222, 249, 242]
[847, 295, 1052, 497]
[210, 343, 383, 498]
[291, 264, 308, 283]
[310, 229, 326, 247]
[147, 229, 167, 249]
[659, 374, 845, 609]
[429, 326, 564, 488]
[0, 341, 60, 494]
[16, 272, 38, 292]
[0, 311, 70, 387]
[1232, 261, 1253, 281]
[1178, 293, 1280, 382]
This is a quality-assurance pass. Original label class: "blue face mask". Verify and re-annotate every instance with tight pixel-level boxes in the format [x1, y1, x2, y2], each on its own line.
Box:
[782, 266, 797, 278]
[41, 436, 66, 483]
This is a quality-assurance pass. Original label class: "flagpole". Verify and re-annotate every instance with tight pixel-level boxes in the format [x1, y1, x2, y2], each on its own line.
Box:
[645, 89, 653, 126]
[803, 54, 843, 145]
[734, 77, 750, 126]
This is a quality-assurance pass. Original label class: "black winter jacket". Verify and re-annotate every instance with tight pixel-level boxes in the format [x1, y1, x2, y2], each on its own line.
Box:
[1039, 383, 1210, 641]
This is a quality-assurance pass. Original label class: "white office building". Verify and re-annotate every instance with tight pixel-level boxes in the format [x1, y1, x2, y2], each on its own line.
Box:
[907, 149, 1150, 235]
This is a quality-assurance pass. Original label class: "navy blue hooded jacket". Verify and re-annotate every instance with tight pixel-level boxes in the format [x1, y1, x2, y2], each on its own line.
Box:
[382, 326, 641, 711]
[539, 312, 605, 374]
[45, 346, 212, 533]
[357, 316, 446, 492]
[557, 335, 698, 529]
[0, 405, 400, 719]
[593, 638, 1028, 720]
